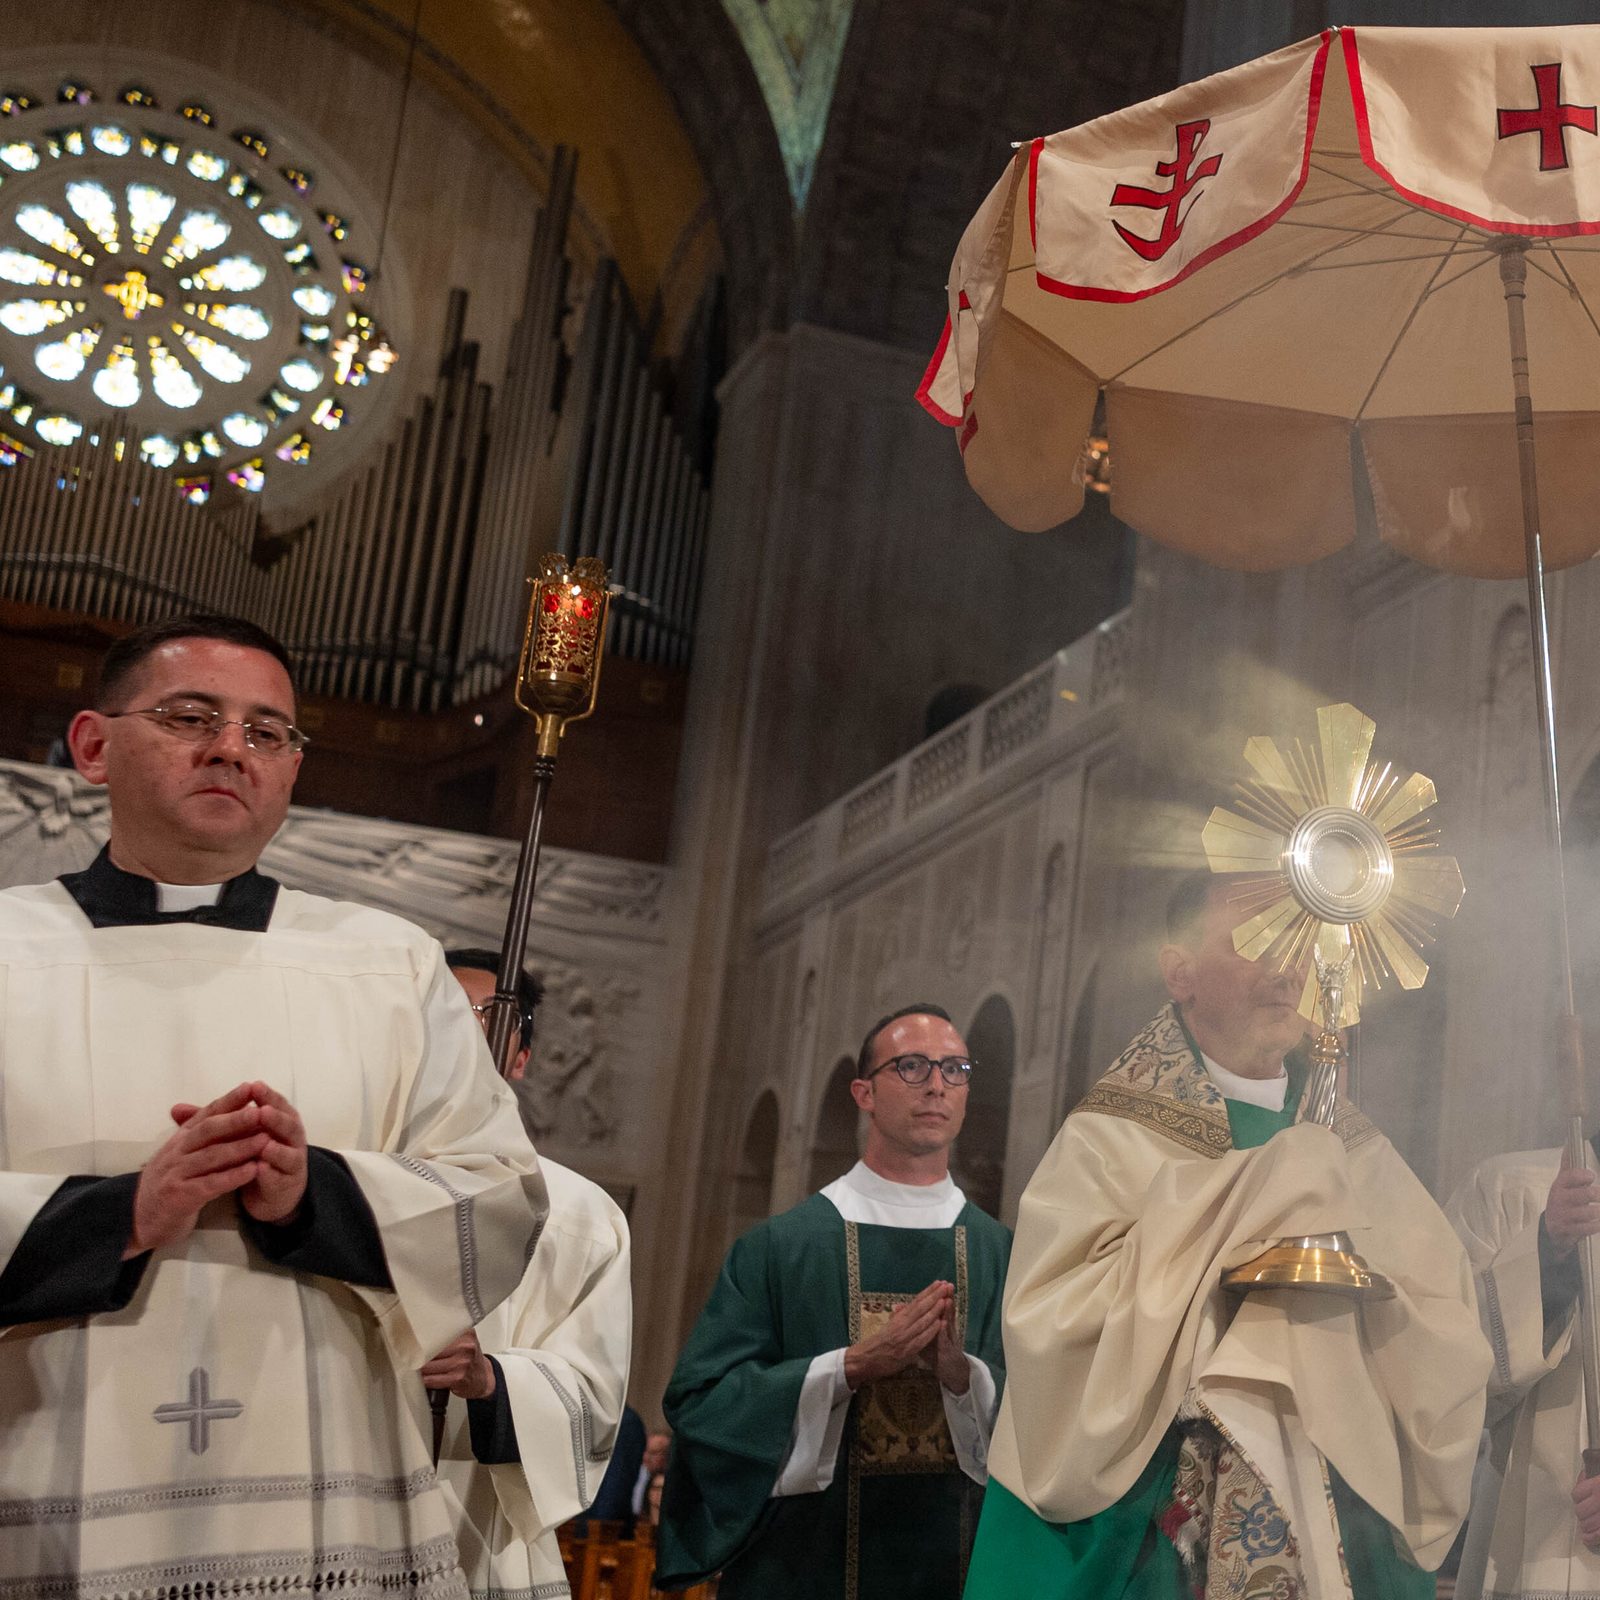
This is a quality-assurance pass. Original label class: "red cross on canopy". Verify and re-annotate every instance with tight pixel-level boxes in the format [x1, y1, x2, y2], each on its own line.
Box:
[1497, 62, 1598, 172]
[1110, 120, 1224, 262]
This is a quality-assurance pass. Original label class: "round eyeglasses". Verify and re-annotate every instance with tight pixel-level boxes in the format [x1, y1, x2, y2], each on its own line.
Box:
[107, 700, 308, 757]
[469, 995, 530, 1040]
[862, 1053, 974, 1087]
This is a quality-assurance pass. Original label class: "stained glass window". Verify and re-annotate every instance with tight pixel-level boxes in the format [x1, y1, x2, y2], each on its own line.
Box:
[0, 75, 397, 495]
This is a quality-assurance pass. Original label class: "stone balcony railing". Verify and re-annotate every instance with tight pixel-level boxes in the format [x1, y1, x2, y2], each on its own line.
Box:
[759, 608, 1130, 922]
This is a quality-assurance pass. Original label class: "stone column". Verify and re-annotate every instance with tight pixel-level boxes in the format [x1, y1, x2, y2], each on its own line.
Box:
[640, 321, 1132, 1406]
[630, 332, 794, 1418]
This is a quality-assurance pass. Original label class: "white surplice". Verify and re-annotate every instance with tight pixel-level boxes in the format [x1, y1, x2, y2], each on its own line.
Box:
[0, 880, 548, 1600]
[1447, 1147, 1600, 1600]
[429, 1159, 632, 1600]
[771, 1161, 1000, 1496]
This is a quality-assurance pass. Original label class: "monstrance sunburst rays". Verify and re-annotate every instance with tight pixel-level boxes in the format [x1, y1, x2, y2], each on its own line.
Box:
[1200, 703, 1466, 1025]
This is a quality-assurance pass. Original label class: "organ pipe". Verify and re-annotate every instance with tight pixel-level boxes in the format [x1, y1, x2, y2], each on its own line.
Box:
[0, 145, 712, 703]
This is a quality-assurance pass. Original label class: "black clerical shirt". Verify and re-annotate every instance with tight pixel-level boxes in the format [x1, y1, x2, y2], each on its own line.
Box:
[0, 848, 393, 1326]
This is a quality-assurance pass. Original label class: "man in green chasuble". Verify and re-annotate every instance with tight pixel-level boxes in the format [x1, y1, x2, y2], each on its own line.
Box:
[963, 874, 1489, 1600]
[655, 1004, 1011, 1599]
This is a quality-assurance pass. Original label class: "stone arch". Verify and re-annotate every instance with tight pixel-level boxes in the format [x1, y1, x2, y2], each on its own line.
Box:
[605, 0, 795, 348]
[1353, 941, 1451, 1189]
[1481, 604, 1538, 798]
[344, 0, 723, 338]
[1487, 604, 1531, 701]
[952, 993, 1016, 1219]
[796, 0, 1185, 351]
[808, 1055, 862, 1192]
[727, 1088, 781, 1248]
[1058, 959, 1101, 1121]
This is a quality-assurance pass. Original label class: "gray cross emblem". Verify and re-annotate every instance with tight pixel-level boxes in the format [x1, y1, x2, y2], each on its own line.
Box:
[153, 1367, 244, 1455]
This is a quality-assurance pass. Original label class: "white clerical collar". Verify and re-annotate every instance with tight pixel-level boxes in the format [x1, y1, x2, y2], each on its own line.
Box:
[1201, 1051, 1288, 1111]
[819, 1160, 967, 1229]
[157, 881, 224, 913]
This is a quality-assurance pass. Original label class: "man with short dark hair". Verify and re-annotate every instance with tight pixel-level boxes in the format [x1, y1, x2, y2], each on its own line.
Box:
[425, 949, 632, 1600]
[655, 1004, 1011, 1599]
[962, 872, 1489, 1599]
[0, 614, 547, 1600]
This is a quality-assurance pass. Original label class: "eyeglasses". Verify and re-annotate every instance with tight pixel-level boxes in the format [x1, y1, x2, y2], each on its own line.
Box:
[107, 700, 308, 757]
[469, 996, 529, 1035]
[862, 1053, 974, 1087]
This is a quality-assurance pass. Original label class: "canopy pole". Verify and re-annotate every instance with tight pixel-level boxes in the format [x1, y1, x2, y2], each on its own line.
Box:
[1497, 240, 1600, 1465]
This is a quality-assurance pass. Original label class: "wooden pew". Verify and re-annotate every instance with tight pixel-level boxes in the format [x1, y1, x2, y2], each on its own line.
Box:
[558, 1518, 717, 1599]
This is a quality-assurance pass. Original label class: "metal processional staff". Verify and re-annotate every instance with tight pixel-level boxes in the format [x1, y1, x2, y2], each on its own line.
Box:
[428, 551, 612, 1464]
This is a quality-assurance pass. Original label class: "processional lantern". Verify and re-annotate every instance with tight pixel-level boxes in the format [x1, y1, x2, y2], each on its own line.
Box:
[514, 554, 611, 752]
[485, 552, 612, 1068]
[1201, 703, 1464, 1297]
[430, 551, 611, 1466]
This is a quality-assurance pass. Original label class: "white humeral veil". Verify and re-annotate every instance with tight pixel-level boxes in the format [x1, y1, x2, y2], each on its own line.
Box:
[988, 1006, 1489, 1594]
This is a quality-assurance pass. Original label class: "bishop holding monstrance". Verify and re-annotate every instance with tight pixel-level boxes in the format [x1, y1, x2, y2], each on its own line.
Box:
[963, 709, 1493, 1599]
[0, 614, 547, 1600]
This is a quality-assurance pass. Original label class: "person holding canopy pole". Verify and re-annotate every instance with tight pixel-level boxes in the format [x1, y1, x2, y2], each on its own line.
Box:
[1448, 1142, 1600, 1597]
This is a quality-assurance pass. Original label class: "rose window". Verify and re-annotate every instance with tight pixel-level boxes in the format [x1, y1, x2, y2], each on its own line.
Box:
[0, 79, 396, 499]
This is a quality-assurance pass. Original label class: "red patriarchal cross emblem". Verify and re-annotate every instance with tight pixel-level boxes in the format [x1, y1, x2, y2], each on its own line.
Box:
[1497, 63, 1598, 172]
[1110, 119, 1224, 262]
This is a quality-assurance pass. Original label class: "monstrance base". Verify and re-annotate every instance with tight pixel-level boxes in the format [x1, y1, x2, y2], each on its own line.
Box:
[1221, 1232, 1395, 1299]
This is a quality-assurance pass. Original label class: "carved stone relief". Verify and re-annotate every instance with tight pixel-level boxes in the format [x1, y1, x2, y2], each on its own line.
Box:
[517, 962, 644, 1145]
[790, 964, 821, 1137]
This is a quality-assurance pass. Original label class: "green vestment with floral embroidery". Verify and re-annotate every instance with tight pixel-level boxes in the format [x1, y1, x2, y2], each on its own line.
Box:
[657, 1195, 1011, 1599]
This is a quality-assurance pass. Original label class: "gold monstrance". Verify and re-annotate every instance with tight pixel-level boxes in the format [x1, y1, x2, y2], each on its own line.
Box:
[1201, 703, 1465, 1298]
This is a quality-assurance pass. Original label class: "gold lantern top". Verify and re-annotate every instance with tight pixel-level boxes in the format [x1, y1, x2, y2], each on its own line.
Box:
[515, 552, 611, 757]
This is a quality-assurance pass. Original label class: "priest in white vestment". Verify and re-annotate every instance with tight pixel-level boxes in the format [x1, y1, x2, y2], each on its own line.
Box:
[1447, 1144, 1600, 1598]
[0, 616, 547, 1600]
[419, 952, 632, 1600]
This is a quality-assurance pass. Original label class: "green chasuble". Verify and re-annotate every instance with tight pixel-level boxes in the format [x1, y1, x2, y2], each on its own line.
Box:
[657, 1192, 1011, 1599]
[963, 1067, 1433, 1600]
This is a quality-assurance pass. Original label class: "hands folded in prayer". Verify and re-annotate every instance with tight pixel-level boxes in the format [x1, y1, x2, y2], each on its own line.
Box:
[125, 1080, 309, 1256]
[843, 1279, 970, 1395]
